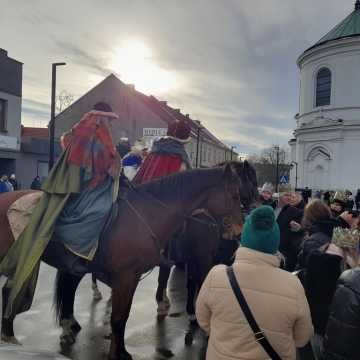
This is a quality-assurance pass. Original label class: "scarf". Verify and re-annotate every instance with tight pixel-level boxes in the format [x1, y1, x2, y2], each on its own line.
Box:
[151, 138, 191, 169]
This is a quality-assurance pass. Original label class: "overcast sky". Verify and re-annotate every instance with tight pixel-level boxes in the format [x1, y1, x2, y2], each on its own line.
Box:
[0, 0, 354, 154]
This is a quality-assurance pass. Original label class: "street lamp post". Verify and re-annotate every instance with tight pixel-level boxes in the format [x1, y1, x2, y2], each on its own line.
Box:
[291, 161, 299, 189]
[49, 62, 66, 171]
[230, 146, 236, 161]
[274, 145, 280, 193]
[195, 123, 203, 168]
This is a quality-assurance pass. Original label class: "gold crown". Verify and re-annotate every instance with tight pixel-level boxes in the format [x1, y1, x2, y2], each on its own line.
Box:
[332, 227, 360, 249]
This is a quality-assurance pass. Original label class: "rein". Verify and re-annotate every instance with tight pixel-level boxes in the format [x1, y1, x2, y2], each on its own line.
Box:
[119, 181, 238, 260]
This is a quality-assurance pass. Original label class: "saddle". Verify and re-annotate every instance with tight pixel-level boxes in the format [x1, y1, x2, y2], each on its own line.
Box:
[7, 191, 43, 242]
[6, 191, 118, 282]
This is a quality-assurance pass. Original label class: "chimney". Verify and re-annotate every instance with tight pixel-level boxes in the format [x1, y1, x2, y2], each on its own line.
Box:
[175, 109, 180, 113]
[0, 49, 8, 57]
[185, 114, 190, 118]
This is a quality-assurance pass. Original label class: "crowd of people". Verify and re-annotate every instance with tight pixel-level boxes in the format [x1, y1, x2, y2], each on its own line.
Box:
[0, 174, 43, 193]
[196, 182, 360, 360]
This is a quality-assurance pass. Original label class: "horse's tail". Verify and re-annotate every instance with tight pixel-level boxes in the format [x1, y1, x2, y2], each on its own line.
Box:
[53, 270, 67, 324]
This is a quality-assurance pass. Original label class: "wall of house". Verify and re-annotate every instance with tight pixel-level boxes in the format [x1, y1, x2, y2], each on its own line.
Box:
[16, 152, 49, 189]
[0, 91, 21, 151]
[54, 76, 168, 145]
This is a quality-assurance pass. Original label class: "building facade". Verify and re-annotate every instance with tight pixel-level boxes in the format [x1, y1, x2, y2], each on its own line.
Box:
[55, 74, 232, 167]
[0, 49, 22, 175]
[290, 2, 360, 192]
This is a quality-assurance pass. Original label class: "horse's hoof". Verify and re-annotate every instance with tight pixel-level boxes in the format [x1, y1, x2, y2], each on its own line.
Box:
[156, 348, 174, 358]
[157, 314, 166, 322]
[60, 333, 75, 347]
[157, 301, 170, 317]
[93, 288, 103, 301]
[70, 320, 82, 334]
[108, 350, 133, 360]
[184, 332, 193, 346]
[1, 335, 22, 345]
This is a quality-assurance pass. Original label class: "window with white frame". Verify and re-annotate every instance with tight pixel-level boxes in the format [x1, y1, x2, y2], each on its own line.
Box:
[315, 68, 331, 107]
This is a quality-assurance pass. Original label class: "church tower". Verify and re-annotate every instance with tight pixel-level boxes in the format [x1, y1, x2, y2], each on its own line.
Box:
[290, 1, 360, 191]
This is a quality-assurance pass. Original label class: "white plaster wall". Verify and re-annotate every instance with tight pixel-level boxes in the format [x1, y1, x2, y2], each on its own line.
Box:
[298, 38, 360, 125]
[0, 91, 21, 150]
[294, 126, 360, 192]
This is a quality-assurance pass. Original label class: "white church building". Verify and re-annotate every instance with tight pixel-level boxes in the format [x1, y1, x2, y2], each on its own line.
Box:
[290, 1, 360, 192]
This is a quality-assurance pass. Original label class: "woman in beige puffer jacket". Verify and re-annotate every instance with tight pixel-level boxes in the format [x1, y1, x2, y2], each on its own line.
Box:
[196, 206, 313, 360]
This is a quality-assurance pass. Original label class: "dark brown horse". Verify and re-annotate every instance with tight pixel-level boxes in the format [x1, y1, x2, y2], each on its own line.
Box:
[0, 162, 256, 360]
[155, 162, 257, 343]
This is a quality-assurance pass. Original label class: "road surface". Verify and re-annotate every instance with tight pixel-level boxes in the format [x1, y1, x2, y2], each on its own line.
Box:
[5, 264, 207, 360]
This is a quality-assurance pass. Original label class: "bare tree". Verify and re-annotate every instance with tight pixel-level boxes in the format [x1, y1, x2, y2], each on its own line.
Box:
[56, 90, 74, 114]
[248, 146, 290, 188]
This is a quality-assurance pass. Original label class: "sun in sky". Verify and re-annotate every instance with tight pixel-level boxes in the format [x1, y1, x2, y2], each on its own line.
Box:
[110, 40, 178, 95]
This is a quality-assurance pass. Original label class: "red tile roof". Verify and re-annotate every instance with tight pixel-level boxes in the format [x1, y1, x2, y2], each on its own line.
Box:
[22, 126, 48, 139]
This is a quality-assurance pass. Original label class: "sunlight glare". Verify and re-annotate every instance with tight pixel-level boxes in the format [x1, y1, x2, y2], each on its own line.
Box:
[110, 40, 177, 94]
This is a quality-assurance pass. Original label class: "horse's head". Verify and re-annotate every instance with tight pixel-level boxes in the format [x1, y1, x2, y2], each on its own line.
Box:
[231, 160, 259, 212]
[205, 163, 242, 217]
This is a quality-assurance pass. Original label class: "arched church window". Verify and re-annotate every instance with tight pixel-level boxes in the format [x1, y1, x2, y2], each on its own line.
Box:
[316, 68, 331, 107]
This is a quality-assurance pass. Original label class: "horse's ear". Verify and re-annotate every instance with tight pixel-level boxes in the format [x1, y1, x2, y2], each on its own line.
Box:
[223, 163, 238, 182]
[243, 160, 251, 178]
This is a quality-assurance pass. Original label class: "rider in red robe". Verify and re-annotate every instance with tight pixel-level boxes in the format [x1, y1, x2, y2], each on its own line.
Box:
[133, 119, 192, 184]
[133, 119, 191, 316]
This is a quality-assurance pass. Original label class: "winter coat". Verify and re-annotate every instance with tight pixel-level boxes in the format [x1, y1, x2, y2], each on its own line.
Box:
[196, 247, 313, 360]
[0, 180, 9, 193]
[276, 205, 304, 271]
[297, 219, 337, 269]
[259, 196, 276, 209]
[305, 251, 343, 336]
[30, 179, 42, 191]
[323, 268, 360, 360]
[9, 179, 18, 191]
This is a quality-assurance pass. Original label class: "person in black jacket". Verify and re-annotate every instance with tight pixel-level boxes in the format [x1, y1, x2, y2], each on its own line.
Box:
[275, 192, 303, 271]
[323, 267, 360, 360]
[323, 191, 331, 207]
[30, 176, 42, 190]
[305, 227, 360, 359]
[355, 189, 360, 211]
[297, 199, 337, 269]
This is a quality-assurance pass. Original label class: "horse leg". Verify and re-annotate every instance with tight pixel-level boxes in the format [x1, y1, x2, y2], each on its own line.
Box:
[91, 273, 102, 301]
[54, 271, 83, 346]
[155, 265, 171, 317]
[186, 262, 198, 324]
[1, 282, 20, 344]
[109, 272, 139, 360]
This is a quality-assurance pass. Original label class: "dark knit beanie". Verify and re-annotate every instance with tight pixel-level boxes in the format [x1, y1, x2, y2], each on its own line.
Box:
[241, 206, 280, 254]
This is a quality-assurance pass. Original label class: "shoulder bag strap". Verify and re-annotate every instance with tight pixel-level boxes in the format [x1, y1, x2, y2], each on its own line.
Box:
[226, 266, 282, 360]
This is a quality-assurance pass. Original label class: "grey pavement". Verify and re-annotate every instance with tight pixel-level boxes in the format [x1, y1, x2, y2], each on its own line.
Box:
[3, 264, 207, 360]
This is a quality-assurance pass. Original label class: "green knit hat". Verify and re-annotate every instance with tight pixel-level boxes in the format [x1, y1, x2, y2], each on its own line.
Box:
[241, 206, 280, 254]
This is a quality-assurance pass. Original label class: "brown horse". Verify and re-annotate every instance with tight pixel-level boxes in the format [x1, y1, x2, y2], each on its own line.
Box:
[0, 162, 255, 360]
[155, 161, 257, 344]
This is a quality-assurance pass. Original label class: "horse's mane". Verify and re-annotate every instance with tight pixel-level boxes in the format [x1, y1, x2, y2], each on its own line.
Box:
[135, 167, 225, 203]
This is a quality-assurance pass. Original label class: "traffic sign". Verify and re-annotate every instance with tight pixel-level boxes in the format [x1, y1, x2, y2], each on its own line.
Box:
[279, 175, 289, 184]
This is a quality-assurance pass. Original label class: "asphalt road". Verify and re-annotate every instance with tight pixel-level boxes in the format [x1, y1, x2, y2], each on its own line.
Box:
[5, 264, 207, 360]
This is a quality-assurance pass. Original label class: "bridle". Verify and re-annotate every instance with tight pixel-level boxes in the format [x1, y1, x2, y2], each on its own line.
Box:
[119, 180, 241, 258]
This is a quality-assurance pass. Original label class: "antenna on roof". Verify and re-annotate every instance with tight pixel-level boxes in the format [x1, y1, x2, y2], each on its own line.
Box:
[356, 0, 360, 11]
